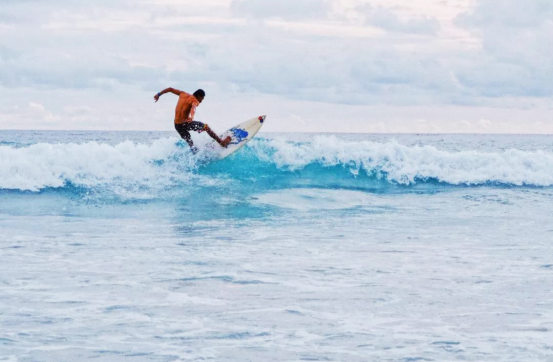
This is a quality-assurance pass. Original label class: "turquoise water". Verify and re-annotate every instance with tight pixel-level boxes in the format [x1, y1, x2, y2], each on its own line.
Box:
[1, 131, 553, 361]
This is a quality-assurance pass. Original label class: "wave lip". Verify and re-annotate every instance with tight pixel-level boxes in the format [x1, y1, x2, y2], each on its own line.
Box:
[250, 136, 553, 187]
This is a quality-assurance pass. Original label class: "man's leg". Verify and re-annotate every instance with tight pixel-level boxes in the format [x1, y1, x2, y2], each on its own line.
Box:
[175, 123, 197, 152]
[189, 121, 231, 147]
[205, 125, 231, 147]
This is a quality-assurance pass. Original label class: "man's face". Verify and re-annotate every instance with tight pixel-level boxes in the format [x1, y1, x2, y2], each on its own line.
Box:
[197, 95, 204, 103]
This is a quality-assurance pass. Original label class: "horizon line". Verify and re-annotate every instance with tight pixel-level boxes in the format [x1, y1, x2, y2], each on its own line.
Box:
[1, 129, 553, 136]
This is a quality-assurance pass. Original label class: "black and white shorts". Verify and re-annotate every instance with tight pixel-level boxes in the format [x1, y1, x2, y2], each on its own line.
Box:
[174, 121, 207, 141]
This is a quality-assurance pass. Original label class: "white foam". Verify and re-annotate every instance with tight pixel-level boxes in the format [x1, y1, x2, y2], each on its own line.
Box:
[2, 136, 553, 193]
[252, 136, 553, 186]
[0, 138, 195, 192]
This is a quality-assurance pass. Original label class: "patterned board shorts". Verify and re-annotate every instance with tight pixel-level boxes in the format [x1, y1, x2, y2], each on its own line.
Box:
[174, 121, 207, 142]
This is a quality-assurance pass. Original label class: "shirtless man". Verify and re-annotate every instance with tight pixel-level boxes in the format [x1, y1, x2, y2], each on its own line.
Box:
[154, 88, 231, 152]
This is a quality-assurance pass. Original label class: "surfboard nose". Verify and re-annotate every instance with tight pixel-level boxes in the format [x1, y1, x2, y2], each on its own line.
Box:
[258, 115, 266, 123]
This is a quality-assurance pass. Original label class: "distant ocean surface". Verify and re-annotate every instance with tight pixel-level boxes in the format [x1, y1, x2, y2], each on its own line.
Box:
[1, 131, 552, 361]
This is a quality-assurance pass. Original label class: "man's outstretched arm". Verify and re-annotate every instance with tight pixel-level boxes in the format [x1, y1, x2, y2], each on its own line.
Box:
[154, 87, 182, 102]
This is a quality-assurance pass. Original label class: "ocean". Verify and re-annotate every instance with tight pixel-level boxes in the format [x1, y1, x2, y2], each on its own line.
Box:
[1, 131, 552, 361]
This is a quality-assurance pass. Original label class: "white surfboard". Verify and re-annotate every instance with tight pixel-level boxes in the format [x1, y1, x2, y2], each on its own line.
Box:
[204, 115, 266, 160]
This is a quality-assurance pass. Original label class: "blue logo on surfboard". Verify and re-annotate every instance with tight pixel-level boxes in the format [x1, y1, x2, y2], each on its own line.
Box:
[230, 128, 248, 144]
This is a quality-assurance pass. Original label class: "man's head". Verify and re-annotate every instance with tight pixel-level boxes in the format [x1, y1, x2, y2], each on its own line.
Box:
[193, 89, 205, 103]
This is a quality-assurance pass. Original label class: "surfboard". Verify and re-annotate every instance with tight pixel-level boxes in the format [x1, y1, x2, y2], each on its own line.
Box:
[204, 115, 266, 160]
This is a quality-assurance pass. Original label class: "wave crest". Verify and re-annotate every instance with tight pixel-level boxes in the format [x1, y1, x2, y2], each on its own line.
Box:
[0, 138, 197, 193]
[1, 136, 553, 198]
[251, 136, 553, 186]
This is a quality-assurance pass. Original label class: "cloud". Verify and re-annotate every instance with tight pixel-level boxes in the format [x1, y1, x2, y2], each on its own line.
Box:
[1, 0, 549, 108]
[0, 45, 20, 62]
[0, 0, 553, 133]
[454, 0, 553, 98]
[356, 4, 440, 34]
[457, 0, 553, 29]
[230, 0, 330, 20]
[28, 102, 58, 122]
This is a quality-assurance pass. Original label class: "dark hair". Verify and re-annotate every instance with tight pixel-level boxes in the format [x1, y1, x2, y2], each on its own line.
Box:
[193, 89, 205, 98]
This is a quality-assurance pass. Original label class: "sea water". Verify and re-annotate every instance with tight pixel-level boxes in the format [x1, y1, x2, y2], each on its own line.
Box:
[1, 131, 552, 361]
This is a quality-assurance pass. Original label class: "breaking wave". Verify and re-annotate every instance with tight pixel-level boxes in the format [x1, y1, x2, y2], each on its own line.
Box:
[1, 135, 553, 199]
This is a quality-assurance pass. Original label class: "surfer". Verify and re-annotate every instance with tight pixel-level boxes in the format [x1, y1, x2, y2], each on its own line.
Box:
[154, 88, 231, 152]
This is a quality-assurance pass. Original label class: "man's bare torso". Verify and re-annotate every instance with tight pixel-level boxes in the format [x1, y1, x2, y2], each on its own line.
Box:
[174, 92, 199, 124]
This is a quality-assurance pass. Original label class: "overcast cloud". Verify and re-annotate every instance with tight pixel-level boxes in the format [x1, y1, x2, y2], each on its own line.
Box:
[231, 0, 330, 20]
[0, 0, 552, 133]
[356, 4, 440, 34]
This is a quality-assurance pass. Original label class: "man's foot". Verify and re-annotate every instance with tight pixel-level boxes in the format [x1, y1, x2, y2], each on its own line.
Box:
[220, 136, 232, 148]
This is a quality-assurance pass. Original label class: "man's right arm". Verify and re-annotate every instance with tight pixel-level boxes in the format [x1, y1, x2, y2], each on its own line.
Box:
[154, 87, 182, 102]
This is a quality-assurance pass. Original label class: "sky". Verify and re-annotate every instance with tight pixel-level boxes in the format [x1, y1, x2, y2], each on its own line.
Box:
[0, 0, 552, 133]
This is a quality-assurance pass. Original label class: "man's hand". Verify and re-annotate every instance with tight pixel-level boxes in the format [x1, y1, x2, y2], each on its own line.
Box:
[154, 88, 182, 103]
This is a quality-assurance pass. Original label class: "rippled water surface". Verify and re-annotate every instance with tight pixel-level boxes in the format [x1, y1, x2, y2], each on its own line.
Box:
[1, 131, 552, 361]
